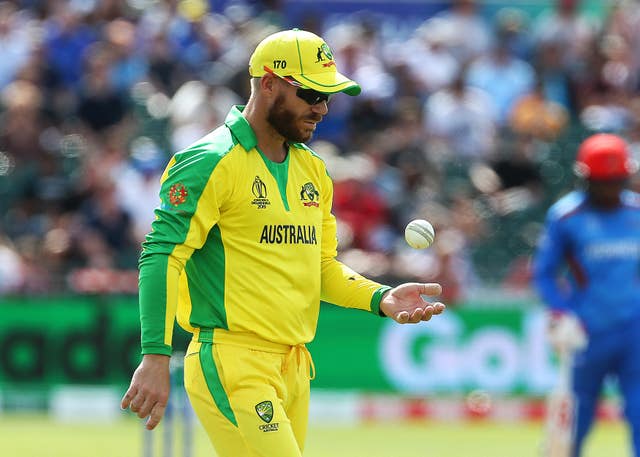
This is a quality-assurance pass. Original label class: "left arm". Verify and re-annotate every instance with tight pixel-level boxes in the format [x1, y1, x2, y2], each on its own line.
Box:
[379, 282, 446, 323]
[319, 170, 445, 322]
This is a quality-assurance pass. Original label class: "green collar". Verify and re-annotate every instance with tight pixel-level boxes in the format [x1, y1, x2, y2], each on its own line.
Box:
[224, 105, 258, 151]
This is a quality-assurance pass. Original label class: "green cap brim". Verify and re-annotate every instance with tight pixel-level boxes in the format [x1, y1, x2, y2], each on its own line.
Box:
[293, 73, 361, 96]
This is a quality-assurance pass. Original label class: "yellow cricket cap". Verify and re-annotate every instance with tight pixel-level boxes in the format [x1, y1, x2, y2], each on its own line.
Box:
[249, 28, 361, 96]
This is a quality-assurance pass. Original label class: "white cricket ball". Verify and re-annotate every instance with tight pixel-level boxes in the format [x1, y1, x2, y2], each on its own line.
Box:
[404, 219, 435, 249]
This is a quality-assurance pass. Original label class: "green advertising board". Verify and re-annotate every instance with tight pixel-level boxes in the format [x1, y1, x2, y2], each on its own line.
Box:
[311, 303, 555, 396]
[0, 297, 556, 396]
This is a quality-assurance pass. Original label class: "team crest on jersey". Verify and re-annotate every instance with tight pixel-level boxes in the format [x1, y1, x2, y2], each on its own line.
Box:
[251, 176, 270, 209]
[168, 183, 188, 206]
[300, 182, 319, 207]
[255, 400, 274, 423]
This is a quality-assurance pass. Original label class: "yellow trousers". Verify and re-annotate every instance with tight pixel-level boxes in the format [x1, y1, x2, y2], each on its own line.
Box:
[184, 328, 314, 457]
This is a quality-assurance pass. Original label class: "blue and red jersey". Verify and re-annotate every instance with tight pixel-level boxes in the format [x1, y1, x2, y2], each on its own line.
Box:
[532, 189, 640, 334]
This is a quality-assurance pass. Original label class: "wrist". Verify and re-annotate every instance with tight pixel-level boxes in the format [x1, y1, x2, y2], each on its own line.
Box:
[142, 353, 171, 365]
[372, 285, 393, 317]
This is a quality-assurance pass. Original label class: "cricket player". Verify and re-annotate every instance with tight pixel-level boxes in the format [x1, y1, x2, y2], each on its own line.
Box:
[121, 28, 446, 457]
[533, 133, 640, 456]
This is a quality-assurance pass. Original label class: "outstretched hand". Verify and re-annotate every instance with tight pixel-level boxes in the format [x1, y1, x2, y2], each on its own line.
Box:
[120, 354, 171, 430]
[380, 283, 445, 323]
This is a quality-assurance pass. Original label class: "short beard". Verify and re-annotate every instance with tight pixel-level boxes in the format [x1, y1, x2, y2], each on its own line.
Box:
[267, 94, 313, 143]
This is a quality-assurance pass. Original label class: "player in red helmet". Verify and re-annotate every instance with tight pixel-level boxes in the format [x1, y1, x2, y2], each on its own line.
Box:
[573, 133, 638, 209]
[533, 132, 640, 456]
[574, 133, 637, 180]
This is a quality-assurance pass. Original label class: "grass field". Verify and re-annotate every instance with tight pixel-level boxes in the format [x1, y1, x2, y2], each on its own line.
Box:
[0, 414, 630, 457]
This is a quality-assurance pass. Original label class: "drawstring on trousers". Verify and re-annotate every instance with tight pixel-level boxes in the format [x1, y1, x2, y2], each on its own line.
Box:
[194, 328, 316, 380]
[282, 344, 316, 380]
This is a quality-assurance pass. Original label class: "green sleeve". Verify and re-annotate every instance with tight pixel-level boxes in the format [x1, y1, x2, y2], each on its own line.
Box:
[136, 140, 230, 355]
[370, 285, 393, 317]
[138, 252, 173, 355]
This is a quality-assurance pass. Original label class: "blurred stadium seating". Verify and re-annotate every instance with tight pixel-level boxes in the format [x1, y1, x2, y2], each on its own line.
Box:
[0, 0, 634, 302]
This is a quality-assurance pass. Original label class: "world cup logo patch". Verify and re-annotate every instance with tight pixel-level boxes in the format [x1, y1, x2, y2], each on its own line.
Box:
[251, 176, 271, 209]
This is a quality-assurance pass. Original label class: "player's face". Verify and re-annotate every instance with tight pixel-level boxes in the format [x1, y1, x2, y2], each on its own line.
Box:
[267, 79, 329, 143]
[587, 179, 626, 208]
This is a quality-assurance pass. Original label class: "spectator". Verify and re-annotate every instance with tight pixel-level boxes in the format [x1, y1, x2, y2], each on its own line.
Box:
[112, 137, 166, 244]
[0, 2, 37, 89]
[332, 153, 391, 251]
[0, 80, 51, 170]
[77, 177, 138, 268]
[435, 0, 492, 65]
[424, 70, 497, 160]
[0, 234, 25, 294]
[76, 42, 130, 134]
[532, 39, 574, 111]
[531, 0, 600, 76]
[43, 4, 97, 90]
[607, 0, 640, 81]
[396, 18, 460, 95]
[103, 18, 148, 92]
[510, 78, 569, 141]
[466, 31, 535, 127]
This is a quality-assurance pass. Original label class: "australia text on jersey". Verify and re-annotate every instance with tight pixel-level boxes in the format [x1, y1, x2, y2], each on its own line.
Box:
[259, 225, 317, 244]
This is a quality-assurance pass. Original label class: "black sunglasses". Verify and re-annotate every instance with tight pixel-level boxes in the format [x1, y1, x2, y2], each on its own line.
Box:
[295, 88, 331, 106]
[263, 66, 331, 106]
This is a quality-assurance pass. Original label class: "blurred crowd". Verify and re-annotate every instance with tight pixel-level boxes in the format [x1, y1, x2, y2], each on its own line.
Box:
[1, 0, 640, 303]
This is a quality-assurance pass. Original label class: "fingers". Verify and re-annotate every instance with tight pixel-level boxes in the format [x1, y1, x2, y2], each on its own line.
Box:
[127, 387, 146, 414]
[395, 311, 410, 323]
[421, 283, 442, 296]
[420, 302, 446, 320]
[136, 396, 157, 420]
[120, 387, 136, 410]
[431, 302, 446, 315]
[409, 307, 424, 323]
[396, 308, 427, 324]
[124, 390, 167, 429]
[145, 403, 167, 430]
[121, 384, 167, 429]
[395, 302, 447, 324]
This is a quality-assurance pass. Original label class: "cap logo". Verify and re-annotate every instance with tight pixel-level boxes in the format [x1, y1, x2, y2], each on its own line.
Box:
[315, 43, 334, 63]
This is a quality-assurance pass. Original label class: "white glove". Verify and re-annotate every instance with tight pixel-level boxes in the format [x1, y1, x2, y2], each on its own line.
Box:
[547, 312, 588, 353]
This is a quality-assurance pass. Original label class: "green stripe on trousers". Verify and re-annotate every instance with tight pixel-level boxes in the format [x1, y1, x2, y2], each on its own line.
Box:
[199, 342, 238, 426]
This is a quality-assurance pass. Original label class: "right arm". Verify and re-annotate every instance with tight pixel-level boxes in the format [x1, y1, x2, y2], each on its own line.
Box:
[121, 147, 226, 429]
[120, 354, 170, 430]
[532, 212, 586, 352]
[532, 213, 572, 313]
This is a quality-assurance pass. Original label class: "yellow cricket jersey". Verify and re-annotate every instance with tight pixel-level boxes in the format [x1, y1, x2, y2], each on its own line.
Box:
[139, 106, 391, 355]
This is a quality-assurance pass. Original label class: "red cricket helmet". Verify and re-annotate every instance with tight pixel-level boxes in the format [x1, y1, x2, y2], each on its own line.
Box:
[574, 133, 638, 180]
